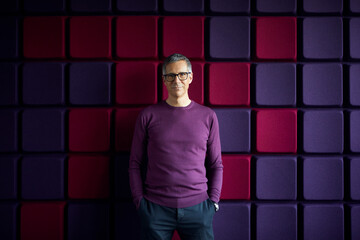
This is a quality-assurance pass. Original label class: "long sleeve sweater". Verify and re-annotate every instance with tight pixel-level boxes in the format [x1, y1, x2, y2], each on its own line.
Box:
[129, 100, 223, 209]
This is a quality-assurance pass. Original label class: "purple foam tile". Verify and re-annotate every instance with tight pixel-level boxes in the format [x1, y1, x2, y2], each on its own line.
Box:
[303, 157, 343, 200]
[350, 157, 360, 200]
[255, 63, 296, 106]
[209, 0, 250, 13]
[0, 110, 18, 152]
[256, 156, 297, 200]
[0, 203, 18, 240]
[302, 63, 343, 106]
[114, 154, 131, 199]
[0, 17, 18, 59]
[303, 0, 343, 13]
[303, 110, 343, 153]
[208, 17, 250, 60]
[349, 204, 360, 240]
[22, 63, 65, 105]
[349, 64, 360, 106]
[256, 204, 297, 240]
[0, 63, 17, 105]
[70, 0, 111, 12]
[349, 18, 360, 59]
[256, 0, 296, 13]
[303, 204, 344, 240]
[69, 63, 112, 105]
[302, 17, 343, 60]
[213, 202, 250, 240]
[0, 0, 19, 12]
[213, 109, 251, 152]
[350, 0, 360, 13]
[115, 202, 140, 240]
[68, 203, 110, 240]
[350, 111, 360, 152]
[163, 0, 204, 14]
[23, 0, 65, 12]
[0, 156, 18, 199]
[21, 155, 65, 199]
[22, 109, 65, 152]
[116, 0, 158, 13]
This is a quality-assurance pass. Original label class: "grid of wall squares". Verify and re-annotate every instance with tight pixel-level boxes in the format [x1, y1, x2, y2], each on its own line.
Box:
[1, 0, 360, 240]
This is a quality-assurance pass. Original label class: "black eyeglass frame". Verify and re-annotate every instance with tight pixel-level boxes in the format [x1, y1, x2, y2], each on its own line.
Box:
[163, 72, 192, 82]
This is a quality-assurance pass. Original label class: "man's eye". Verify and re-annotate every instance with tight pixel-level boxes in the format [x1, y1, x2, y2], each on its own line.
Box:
[169, 74, 176, 78]
[179, 73, 186, 77]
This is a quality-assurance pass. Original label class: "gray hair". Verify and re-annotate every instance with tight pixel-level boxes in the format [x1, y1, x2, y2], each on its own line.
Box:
[162, 53, 192, 75]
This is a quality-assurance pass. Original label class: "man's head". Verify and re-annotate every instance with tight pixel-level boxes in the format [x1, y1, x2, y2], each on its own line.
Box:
[162, 53, 193, 100]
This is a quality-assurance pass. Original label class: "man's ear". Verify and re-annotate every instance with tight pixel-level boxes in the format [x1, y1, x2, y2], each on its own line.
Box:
[189, 73, 193, 84]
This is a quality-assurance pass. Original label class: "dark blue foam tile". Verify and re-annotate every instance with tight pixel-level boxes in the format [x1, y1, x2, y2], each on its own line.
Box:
[0, 110, 18, 152]
[22, 63, 65, 105]
[68, 203, 110, 240]
[302, 63, 343, 106]
[24, 0, 65, 13]
[213, 109, 251, 152]
[0, 63, 17, 105]
[209, 0, 250, 13]
[256, 0, 296, 13]
[22, 109, 65, 152]
[116, 0, 158, 13]
[69, 63, 112, 105]
[349, 64, 360, 106]
[0, 0, 18, 12]
[349, 204, 360, 240]
[255, 63, 296, 106]
[163, 0, 204, 14]
[213, 202, 250, 240]
[302, 17, 343, 60]
[350, 0, 360, 13]
[114, 154, 131, 199]
[303, 204, 344, 240]
[208, 17, 250, 60]
[0, 202, 18, 240]
[21, 155, 65, 199]
[349, 18, 360, 59]
[115, 202, 140, 240]
[256, 156, 297, 200]
[256, 204, 297, 240]
[0, 156, 18, 199]
[350, 157, 360, 200]
[70, 0, 111, 12]
[303, 157, 343, 200]
[0, 17, 18, 59]
[302, 110, 343, 153]
[350, 111, 360, 153]
[303, 0, 343, 13]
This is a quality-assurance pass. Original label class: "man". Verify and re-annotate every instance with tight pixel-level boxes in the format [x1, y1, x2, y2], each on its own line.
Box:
[129, 53, 223, 240]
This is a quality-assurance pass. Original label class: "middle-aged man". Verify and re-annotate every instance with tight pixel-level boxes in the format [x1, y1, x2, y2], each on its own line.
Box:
[129, 53, 223, 240]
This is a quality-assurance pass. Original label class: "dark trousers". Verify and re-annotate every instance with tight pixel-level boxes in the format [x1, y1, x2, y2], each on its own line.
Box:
[137, 198, 215, 240]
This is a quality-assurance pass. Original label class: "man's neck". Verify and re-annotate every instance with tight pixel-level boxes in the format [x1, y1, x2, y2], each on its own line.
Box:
[166, 96, 192, 107]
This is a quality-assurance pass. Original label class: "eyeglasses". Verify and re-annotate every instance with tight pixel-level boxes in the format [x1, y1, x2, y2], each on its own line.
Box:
[163, 72, 191, 82]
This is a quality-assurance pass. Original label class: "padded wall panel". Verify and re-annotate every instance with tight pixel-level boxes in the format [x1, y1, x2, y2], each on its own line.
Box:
[0, 17, 18, 59]
[163, 0, 204, 14]
[0, 110, 18, 152]
[114, 154, 132, 199]
[0, 63, 17, 105]
[209, 0, 250, 13]
[23, 17, 65, 59]
[0, 156, 18, 199]
[350, 0, 360, 13]
[350, 157, 360, 200]
[69, 16, 112, 59]
[68, 155, 110, 199]
[115, 202, 141, 240]
[349, 18, 360, 59]
[70, 0, 111, 12]
[303, 0, 343, 13]
[256, 0, 296, 13]
[24, 0, 65, 13]
[0, 203, 18, 240]
[0, 0, 18, 12]
[116, 0, 158, 13]
[349, 110, 360, 152]
[349, 204, 360, 240]
[349, 64, 360, 106]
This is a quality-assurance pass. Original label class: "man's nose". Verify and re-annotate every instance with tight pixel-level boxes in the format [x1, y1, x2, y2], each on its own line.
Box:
[174, 75, 182, 83]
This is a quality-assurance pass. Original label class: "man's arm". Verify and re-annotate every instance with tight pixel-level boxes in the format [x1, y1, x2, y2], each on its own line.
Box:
[129, 111, 147, 209]
[206, 111, 223, 203]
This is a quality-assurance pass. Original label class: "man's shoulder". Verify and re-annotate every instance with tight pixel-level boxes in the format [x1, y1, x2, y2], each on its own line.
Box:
[192, 101, 216, 116]
[139, 101, 165, 116]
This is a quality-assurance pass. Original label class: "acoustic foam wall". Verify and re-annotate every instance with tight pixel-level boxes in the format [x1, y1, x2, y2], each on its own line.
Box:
[0, 0, 360, 239]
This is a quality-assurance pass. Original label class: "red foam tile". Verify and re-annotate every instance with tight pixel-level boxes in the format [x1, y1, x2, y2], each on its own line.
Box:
[68, 155, 109, 198]
[115, 108, 143, 151]
[162, 16, 204, 59]
[23, 17, 65, 59]
[221, 155, 251, 200]
[116, 62, 158, 105]
[255, 17, 297, 61]
[162, 62, 204, 104]
[208, 62, 250, 106]
[256, 109, 297, 153]
[69, 108, 111, 152]
[116, 16, 158, 59]
[21, 202, 65, 240]
[70, 16, 112, 59]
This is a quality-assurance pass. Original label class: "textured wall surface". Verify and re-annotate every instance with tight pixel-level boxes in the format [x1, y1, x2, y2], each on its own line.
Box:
[0, 0, 360, 239]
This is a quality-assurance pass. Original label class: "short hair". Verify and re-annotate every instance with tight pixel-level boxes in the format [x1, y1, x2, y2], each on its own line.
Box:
[162, 53, 192, 75]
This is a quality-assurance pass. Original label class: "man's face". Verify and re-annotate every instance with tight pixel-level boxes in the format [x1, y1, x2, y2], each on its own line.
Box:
[163, 60, 193, 99]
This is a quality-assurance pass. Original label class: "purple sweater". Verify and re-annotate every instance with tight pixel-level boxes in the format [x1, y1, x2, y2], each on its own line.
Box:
[129, 100, 223, 209]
